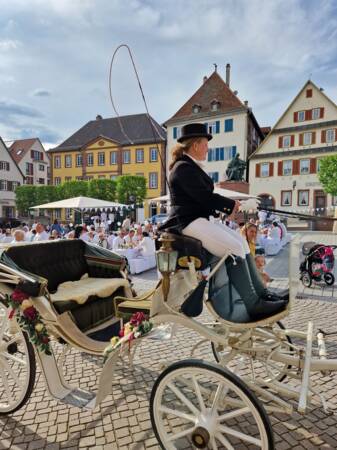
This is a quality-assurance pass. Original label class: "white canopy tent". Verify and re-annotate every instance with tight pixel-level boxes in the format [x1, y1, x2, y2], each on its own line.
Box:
[31, 196, 128, 210]
[149, 187, 256, 203]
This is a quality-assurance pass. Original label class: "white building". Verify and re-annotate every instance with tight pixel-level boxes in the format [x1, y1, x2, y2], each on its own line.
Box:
[0, 137, 24, 218]
[9, 138, 50, 185]
[249, 80, 337, 223]
[164, 65, 264, 183]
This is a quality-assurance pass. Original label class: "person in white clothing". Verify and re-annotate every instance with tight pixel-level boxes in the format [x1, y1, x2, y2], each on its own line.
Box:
[11, 229, 26, 244]
[112, 230, 125, 250]
[124, 229, 138, 247]
[33, 224, 49, 241]
[137, 232, 155, 257]
[2, 229, 13, 243]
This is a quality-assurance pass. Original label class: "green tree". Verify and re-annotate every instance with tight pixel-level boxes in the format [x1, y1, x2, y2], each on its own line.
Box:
[116, 175, 147, 205]
[35, 185, 60, 205]
[87, 178, 117, 200]
[15, 185, 38, 215]
[318, 155, 337, 195]
[56, 180, 88, 199]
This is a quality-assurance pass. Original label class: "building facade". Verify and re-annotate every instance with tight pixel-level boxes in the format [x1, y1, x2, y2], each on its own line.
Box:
[165, 65, 264, 183]
[48, 114, 166, 216]
[0, 138, 24, 218]
[9, 138, 50, 185]
[249, 80, 337, 217]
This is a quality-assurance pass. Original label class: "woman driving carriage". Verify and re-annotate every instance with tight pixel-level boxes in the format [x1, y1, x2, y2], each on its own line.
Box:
[161, 123, 288, 321]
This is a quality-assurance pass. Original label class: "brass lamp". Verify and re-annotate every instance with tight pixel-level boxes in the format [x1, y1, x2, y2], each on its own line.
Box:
[156, 233, 178, 301]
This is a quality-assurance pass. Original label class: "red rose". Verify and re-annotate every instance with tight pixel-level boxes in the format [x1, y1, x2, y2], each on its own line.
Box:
[41, 336, 50, 344]
[8, 309, 15, 319]
[11, 290, 29, 304]
[119, 328, 124, 338]
[130, 312, 146, 326]
[23, 306, 37, 321]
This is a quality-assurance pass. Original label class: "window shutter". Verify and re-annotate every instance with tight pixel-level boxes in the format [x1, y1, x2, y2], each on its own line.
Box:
[293, 160, 299, 175]
[269, 162, 274, 177]
[204, 122, 208, 133]
[335, 129, 337, 141]
[310, 158, 316, 174]
[215, 121, 220, 133]
[290, 135, 295, 147]
[305, 110, 312, 120]
[278, 136, 283, 148]
[320, 107, 324, 118]
[299, 134, 303, 146]
[294, 112, 298, 122]
[173, 127, 177, 139]
[232, 146, 237, 157]
[306, 89, 313, 98]
[321, 130, 326, 143]
[41, 153, 44, 161]
[207, 150, 211, 162]
[278, 161, 282, 176]
[31, 150, 34, 158]
[255, 163, 260, 178]
[312, 132, 316, 144]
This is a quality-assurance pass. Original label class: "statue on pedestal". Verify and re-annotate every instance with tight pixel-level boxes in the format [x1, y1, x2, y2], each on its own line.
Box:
[226, 154, 246, 181]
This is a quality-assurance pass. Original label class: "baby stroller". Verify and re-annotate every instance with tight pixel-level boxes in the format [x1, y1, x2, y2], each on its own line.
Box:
[300, 242, 337, 287]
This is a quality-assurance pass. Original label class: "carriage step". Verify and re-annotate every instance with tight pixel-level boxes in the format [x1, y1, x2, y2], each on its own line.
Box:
[60, 388, 96, 409]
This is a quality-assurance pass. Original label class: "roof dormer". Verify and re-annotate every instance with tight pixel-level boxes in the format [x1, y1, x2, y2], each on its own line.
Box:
[192, 104, 201, 114]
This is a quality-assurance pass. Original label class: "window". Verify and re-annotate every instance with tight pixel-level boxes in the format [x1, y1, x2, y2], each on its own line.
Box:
[76, 154, 82, 167]
[312, 108, 320, 120]
[110, 175, 118, 180]
[281, 191, 292, 206]
[207, 121, 217, 134]
[87, 153, 93, 166]
[65, 155, 72, 168]
[26, 162, 33, 175]
[12, 181, 20, 191]
[332, 196, 337, 206]
[110, 151, 117, 165]
[98, 152, 105, 166]
[55, 209, 61, 219]
[39, 164, 45, 171]
[261, 163, 270, 177]
[0, 180, 7, 191]
[298, 190, 309, 206]
[282, 160, 292, 176]
[136, 148, 144, 163]
[65, 208, 72, 220]
[317, 159, 322, 172]
[149, 172, 158, 189]
[31, 150, 43, 161]
[123, 150, 130, 164]
[224, 119, 233, 132]
[54, 177, 61, 185]
[98, 175, 105, 179]
[25, 176, 33, 185]
[326, 129, 335, 143]
[303, 132, 312, 145]
[173, 127, 182, 139]
[282, 136, 291, 148]
[150, 147, 158, 162]
[298, 111, 305, 122]
[54, 156, 61, 169]
[306, 89, 312, 98]
[65, 176, 72, 182]
[38, 178, 45, 184]
[0, 161, 9, 171]
[211, 101, 219, 111]
[208, 146, 236, 162]
[208, 172, 219, 183]
[300, 159, 310, 174]
[192, 104, 201, 114]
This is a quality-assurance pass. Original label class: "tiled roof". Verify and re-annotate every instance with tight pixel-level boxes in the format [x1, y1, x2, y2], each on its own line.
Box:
[9, 138, 38, 163]
[260, 126, 271, 136]
[49, 113, 166, 152]
[165, 71, 246, 124]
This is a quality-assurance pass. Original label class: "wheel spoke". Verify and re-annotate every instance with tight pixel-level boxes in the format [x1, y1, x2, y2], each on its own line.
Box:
[3, 352, 27, 366]
[0, 366, 11, 403]
[159, 405, 196, 423]
[211, 382, 225, 413]
[192, 375, 205, 412]
[167, 425, 195, 442]
[0, 314, 7, 341]
[167, 382, 200, 416]
[217, 406, 250, 422]
[215, 432, 235, 450]
[211, 437, 219, 450]
[218, 424, 262, 447]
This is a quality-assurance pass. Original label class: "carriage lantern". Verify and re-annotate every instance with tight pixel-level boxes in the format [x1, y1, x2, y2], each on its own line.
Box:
[156, 233, 178, 301]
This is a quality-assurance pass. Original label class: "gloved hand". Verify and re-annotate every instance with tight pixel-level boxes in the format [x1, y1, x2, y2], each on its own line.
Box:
[239, 198, 260, 212]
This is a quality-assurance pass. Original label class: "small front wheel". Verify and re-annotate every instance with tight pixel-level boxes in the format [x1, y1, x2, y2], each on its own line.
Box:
[301, 271, 312, 288]
[150, 359, 274, 449]
[324, 273, 335, 286]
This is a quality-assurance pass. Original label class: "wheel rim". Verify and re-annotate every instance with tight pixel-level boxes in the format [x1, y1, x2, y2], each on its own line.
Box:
[324, 273, 334, 285]
[302, 273, 311, 287]
[0, 303, 33, 413]
[152, 363, 271, 449]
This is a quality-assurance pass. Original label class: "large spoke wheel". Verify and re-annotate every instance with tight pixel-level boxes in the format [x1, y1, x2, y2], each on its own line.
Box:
[0, 302, 36, 414]
[151, 359, 274, 450]
[212, 321, 293, 384]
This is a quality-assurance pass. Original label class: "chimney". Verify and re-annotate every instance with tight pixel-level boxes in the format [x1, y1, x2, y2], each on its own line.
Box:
[226, 63, 231, 87]
[96, 114, 103, 120]
[203, 76, 207, 83]
[244, 100, 249, 107]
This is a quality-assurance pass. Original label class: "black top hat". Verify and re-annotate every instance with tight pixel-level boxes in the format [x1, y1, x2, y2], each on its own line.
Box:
[177, 123, 213, 143]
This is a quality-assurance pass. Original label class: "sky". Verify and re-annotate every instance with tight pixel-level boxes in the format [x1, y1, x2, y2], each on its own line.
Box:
[0, 0, 337, 149]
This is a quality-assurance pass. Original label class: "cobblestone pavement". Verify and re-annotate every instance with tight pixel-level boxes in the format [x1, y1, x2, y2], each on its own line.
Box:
[2, 242, 337, 449]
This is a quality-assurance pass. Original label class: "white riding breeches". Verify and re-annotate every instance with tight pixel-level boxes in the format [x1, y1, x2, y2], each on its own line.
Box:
[182, 218, 250, 259]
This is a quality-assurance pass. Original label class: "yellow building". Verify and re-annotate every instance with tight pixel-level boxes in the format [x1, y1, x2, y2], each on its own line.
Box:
[48, 114, 166, 217]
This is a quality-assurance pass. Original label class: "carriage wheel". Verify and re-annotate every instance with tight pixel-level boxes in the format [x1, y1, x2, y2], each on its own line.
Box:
[301, 271, 312, 287]
[150, 359, 274, 450]
[0, 302, 36, 414]
[324, 273, 335, 286]
[211, 321, 293, 384]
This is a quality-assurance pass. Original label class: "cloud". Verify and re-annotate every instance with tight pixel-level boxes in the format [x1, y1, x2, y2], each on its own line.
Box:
[0, 39, 20, 51]
[0, 100, 43, 120]
[31, 89, 52, 97]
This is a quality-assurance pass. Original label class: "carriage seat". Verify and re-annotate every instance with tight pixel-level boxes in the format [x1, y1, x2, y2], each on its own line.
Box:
[5, 240, 128, 332]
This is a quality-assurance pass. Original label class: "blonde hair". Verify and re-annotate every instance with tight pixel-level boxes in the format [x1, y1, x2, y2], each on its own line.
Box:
[169, 137, 204, 170]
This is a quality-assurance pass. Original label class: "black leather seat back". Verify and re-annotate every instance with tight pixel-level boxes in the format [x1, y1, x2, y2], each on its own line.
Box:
[6, 240, 89, 293]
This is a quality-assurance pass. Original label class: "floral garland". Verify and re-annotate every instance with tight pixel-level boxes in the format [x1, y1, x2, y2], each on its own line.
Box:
[8, 289, 51, 355]
[104, 312, 153, 361]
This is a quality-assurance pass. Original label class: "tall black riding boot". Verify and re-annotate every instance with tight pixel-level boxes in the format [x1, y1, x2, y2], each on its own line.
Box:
[246, 253, 289, 302]
[226, 256, 287, 320]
